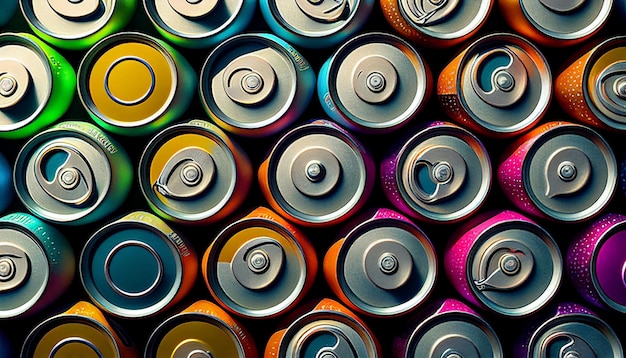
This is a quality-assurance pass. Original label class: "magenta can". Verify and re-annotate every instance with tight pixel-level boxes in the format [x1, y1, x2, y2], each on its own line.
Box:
[380, 121, 491, 223]
[514, 302, 623, 358]
[393, 298, 503, 358]
[444, 210, 562, 317]
[567, 213, 626, 313]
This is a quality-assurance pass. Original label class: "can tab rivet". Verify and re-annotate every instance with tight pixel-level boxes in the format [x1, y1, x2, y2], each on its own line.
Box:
[471, 48, 528, 108]
[473, 240, 534, 291]
[224, 55, 276, 106]
[248, 249, 270, 273]
[545, 147, 590, 198]
[353, 56, 398, 104]
[168, 0, 218, 18]
[402, 0, 460, 25]
[306, 161, 326, 182]
[540, 333, 595, 358]
[379, 253, 399, 274]
[614, 76, 626, 100]
[539, 0, 585, 13]
[432, 336, 479, 358]
[364, 240, 412, 290]
[0, 76, 17, 97]
[407, 146, 466, 204]
[0, 59, 30, 109]
[50, 337, 104, 358]
[292, 148, 341, 197]
[0, 245, 29, 292]
[48, 0, 99, 18]
[232, 239, 284, 290]
[295, 0, 350, 23]
[154, 148, 215, 200]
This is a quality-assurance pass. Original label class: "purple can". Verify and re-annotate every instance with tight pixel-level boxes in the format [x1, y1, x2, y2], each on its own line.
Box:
[444, 210, 562, 317]
[514, 302, 623, 358]
[567, 213, 626, 312]
[393, 298, 503, 358]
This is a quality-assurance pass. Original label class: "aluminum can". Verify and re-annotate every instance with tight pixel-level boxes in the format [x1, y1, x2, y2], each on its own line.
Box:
[139, 119, 253, 224]
[21, 301, 138, 358]
[438, 33, 551, 138]
[0, 329, 10, 358]
[393, 298, 503, 358]
[499, 0, 612, 47]
[318, 32, 431, 134]
[0, 152, 12, 214]
[324, 208, 436, 317]
[380, 0, 493, 48]
[13, 121, 132, 225]
[498, 121, 616, 222]
[202, 206, 317, 319]
[146, 300, 258, 358]
[0, 212, 74, 319]
[0, 0, 18, 28]
[258, 119, 376, 227]
[444, 210, 562, 317]
[20, 0, 136, 50]
[143, 0, 256, 48]
[264, 298, 382, 358]
[555, 36, 626, 131]
[200, 33, 315, 137]
[259, 0, 374, 49]
[514, 302, 623, 358]
[78, 32, 196, 136]
[381, 121, 491, 223]
[567, 213, 626, 313]
[80, 211, 198, 318]
[0, 33, 75, 140]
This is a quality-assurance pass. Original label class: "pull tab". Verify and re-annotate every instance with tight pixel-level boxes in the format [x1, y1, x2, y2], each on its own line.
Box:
[352, 56, 398, 104]
[154, 147, 215, 200]
[473, 239, 534, 291]
[223, 55, 276, 106]
[544, 147, 590, 198]
[402, 0, 460, 25]
[167, 0, 218, 18]
[302, 331, 356, 358]
[232, 238, 284, 290]
[35, 144, 95, 206]
[47, 0, 100, 19]
[295, 0, 350, 23]
[407, 145, 466, 204]
[363, 239, 412, 290]
[0, 59, 31, 109]
[471, 48, 528, 108]
[291, 147, 342, 198]
[431, 335, 480, 358]
[595, 61, 626, 118]
[0, 244, 30, 292]
[49, 337, 105, 358]
[540, 333, 596, 358]
[173, 340, 215, 358]
[539, 0, 586, 13]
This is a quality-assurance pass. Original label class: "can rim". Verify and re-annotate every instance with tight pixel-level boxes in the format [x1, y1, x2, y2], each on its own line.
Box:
[589, 219, 626, 312]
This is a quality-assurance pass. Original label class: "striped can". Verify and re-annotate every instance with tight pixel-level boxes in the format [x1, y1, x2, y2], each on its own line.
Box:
[80, 211, 198, 318]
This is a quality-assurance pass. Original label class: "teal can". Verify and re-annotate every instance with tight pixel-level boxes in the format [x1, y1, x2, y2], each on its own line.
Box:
[0, 0, 18, 28]
[0, 152, 12, 214]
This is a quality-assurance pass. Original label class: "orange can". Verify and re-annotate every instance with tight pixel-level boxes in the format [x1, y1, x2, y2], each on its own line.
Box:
[264, 298, 382, 358]
[555, 36, 626, 131]
[21, 301, 138, 357]
[380, 0, 493, 48]
[145, 300, 258, 358]
[202, 206, 317, 319]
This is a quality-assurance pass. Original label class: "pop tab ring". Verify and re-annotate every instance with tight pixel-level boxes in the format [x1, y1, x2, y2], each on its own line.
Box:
[401, 0, 461, 26]
[539, 333, 596, 358]
[222, 55, 277, 106]
[231, 238, 284, 290]
[154, 147, 216, 200]
[473, 239, 534, 292]
[47, 0, 100, 19]
[49, 337, 105, 358]
[167, 0, 219, 19]
[0, 59, 31, 109]
[0, 244, 30, 293]
[406, 145, 467, 204]
[470, 48, 528, 108]
[293, 326, 358, 358]
[294, 0, 351, 23]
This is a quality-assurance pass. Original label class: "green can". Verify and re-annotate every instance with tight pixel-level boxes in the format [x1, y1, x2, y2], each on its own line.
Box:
[0, 33, 75, 139]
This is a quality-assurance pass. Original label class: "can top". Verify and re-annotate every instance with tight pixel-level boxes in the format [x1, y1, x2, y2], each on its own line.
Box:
[21, 312, 121, 358]
[396, 122, 491, 222]
[324, 32, 429, 131]
[528, 309, 623, 357]
[265, 120, 372, 225]
[458, 33, 551, 135]
[522, 123, 616, 222]
[592, 223, 626, 310]
[146, 312, 245, 357]
[468, 218, 562, 316]
[279, 310, 379, 358]
[80, 213, 187, 318]
[335, 214, 436, 316]
[518, 0, 612, 41]
[78, 32, 179, 129]
[200, 33, 307, 133]
[139, 120, 241, 223]
[206, 216, 310, 318]
[0, 33, 52, 133]
[405, 304, 503, 358]
[585, 36, 626, 130]
[398, 0, 492, 41]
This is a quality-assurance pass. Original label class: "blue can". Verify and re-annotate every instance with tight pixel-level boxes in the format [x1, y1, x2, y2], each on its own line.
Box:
[0, 152, 12, 214]
[0, 329, 11, 358]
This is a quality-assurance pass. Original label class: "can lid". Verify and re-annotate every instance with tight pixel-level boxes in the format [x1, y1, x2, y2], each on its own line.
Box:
[593, 229, 626, 308]
[166, 0, 218, 18]
[518, 0, 611, 41]
[146, 313, 244, 357]
[325, 33, 429, 130]
[200, 34, 301, 132]
[266, 121, 371, 225]
[468, 220, 562, 316]
[0, 34, 52, 132]
[336, 217, 436, 316]
[458, 34, 551, 135]
[406, 310, 503, 358]
[80, 220, 183, 318]
[206, 218, 308, 317]
[265, 0, 359, 38]
[397, 123, 490, 222]
[523, 124, 616, 222]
